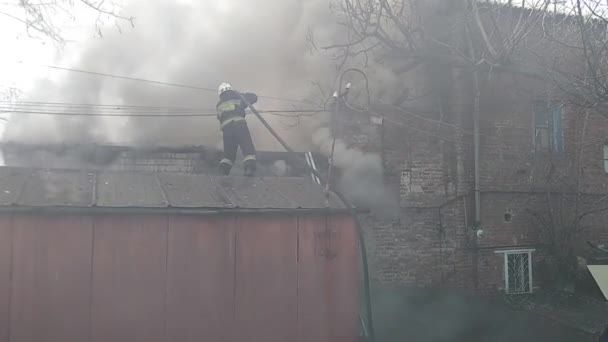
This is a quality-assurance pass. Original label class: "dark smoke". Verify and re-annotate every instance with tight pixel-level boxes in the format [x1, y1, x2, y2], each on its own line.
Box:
[3, 0, 344, 148]
[371, 286, 596, 342]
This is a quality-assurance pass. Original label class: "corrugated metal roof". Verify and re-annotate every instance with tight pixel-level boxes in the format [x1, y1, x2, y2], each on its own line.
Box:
[0, 167, 344, 210]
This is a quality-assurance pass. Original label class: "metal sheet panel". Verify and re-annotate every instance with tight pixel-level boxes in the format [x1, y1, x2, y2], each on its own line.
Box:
[298, 215, 359, 342]
[91, 215, 167, 342]
[18, 169, 94, 207]
[96, 171, 167, 207]
[10, 215, 93, 342]
[264, 177, 344, 209]
[0, 214, 11, 342]
[158, 173, 233, 208]
[234, 215, 298, 342]
[166, 216, 236, 342]
[0, 167, 344, 210]
[157, 173, 340, 209]
[210, 176, 289, 209]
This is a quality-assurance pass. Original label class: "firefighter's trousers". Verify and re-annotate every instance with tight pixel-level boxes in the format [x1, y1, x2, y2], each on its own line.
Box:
[219, 120, 257, 176]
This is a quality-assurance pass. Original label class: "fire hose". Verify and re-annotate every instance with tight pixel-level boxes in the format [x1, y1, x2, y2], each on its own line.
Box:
[238, 92, 376, 342]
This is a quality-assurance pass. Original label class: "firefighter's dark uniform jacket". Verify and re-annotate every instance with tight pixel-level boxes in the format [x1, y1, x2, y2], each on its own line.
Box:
[216, 90, 258, 174]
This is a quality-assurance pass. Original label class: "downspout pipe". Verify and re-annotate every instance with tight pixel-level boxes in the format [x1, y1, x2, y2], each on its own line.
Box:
[473, 72, 481, 226]
[464, 14, 482, 228]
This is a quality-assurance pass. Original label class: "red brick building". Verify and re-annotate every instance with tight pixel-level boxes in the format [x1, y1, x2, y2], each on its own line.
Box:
[345, 62, 608, 294]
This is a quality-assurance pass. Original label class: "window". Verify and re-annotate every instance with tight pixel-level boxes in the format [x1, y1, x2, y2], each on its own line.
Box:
[495, 249, 534, 294]
[534, 103, 563, 154]
[604, 144, 608, 174]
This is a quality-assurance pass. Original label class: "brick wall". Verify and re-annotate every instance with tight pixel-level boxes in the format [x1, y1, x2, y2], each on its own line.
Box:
[347, 62, 608, 293]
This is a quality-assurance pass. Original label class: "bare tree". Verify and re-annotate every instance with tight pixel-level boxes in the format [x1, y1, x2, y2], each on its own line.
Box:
[0, 0, 134, 44]
[527, 164, 608, 288]
[324, 0, 608, 112]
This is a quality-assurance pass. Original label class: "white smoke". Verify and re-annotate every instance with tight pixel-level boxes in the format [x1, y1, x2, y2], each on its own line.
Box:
[272, 160, 289, 176]
[312, 127, 398, 216]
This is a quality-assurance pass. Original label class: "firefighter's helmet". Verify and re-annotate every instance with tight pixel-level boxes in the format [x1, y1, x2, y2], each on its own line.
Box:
[218, 82, 232, 95]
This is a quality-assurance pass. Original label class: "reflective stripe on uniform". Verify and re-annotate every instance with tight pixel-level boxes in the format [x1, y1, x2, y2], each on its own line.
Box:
[220, 116, 245, 129]
[220, 158, 234, 166]
[243, 154, 256, 162]
[216, 99, 242, 119]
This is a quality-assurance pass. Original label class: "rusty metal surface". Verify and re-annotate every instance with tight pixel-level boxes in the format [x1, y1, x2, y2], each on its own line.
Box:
[91, 215, 168, 342]
[0, 212, 358, 342]
[0, 215, 11, 342]
[234, 215, 299, 342]
[10, 215, 93, 342]
[0, 167, 344, 210]
[326, 214, 359, 342]
[297, 215, 359, 342]
[166, 216, 236, 342]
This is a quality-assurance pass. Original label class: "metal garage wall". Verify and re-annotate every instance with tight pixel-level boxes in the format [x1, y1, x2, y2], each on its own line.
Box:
[166, 215, 236, 342]
[10, 215, 93, 342]
[0, 212, 358, 342]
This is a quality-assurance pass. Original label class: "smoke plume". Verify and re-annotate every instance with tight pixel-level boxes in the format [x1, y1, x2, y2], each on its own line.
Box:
[312, 127, 398, 217]
[3, 0, 403, 214]
[3, 0, 410, 149]
[3, 0, 344, 148]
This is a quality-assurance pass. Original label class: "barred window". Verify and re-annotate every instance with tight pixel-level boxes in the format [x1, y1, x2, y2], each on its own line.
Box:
[495, 249, 534, 294]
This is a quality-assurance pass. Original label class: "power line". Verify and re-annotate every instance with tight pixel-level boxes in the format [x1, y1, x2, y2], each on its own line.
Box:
[0, 108, 329, 118]
[369, 109, 473, 145]
[382, 101, 534, 139]
[0, 100, 210, 111]
[0, 100, 327, 116]
[0, 110, 216, 117]
[42, 65, 313, 105]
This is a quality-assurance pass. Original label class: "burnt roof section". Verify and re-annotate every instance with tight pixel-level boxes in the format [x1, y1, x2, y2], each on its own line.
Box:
[0, 167, 344, 211]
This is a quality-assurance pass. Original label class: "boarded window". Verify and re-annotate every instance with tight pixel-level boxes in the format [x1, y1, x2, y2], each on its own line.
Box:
[534, 103, 563, 154]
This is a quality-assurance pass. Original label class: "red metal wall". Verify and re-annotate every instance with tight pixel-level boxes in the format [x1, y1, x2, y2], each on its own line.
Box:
[0, 212, 358, 342]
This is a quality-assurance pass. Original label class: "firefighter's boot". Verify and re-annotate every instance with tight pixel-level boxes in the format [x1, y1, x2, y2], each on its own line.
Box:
[219, 159, 233, 175]
[244, 160, 256, 177]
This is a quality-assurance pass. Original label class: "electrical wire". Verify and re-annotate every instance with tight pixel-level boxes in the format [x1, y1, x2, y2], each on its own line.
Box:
[42, 64, 313, 105]
[374, 111, 474, 145]
[340, 69, 371, 113]
[381, 101, 535, 139]
[0, 110, 216, 117]
[0, 106, 330, 118]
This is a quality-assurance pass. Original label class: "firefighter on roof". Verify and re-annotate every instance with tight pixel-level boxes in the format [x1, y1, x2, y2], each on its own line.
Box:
[216, 82, 258, 176]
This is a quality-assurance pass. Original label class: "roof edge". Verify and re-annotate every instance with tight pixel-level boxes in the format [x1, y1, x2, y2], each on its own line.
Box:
[0, 205, 353, 216]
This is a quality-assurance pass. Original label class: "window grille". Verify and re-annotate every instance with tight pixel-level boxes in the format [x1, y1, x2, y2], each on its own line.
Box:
[495, 249, 534, 294]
